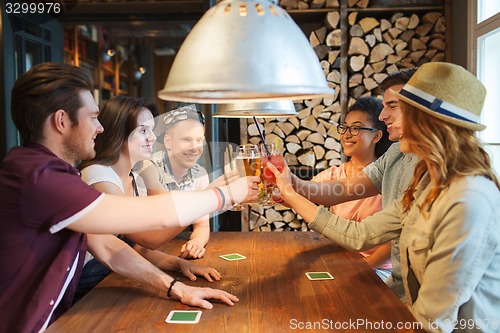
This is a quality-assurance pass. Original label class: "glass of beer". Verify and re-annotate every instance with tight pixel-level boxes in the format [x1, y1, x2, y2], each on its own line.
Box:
[224, 144, 263, 210]
[235, 144, 264, 205]
[260, 142, 285, 204]
[236, 144, 261, 177]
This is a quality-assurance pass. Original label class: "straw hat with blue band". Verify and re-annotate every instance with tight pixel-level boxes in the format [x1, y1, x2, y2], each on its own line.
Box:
[391, 62, 486, 131]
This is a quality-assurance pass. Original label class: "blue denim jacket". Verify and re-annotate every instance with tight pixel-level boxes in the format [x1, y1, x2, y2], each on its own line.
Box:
[311, 176, 500, 333]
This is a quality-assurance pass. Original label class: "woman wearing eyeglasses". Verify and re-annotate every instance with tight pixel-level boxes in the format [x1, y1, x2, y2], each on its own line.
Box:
[311, 96, 393, 280]
[137, 105, 210, 259]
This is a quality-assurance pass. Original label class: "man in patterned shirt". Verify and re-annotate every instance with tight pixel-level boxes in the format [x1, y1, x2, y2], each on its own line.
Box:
[138, 105, 210, 259]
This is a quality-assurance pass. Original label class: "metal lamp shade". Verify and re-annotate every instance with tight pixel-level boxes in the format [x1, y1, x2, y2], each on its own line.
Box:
[158, 0, 335, 103]
[214, 100, 297, 118]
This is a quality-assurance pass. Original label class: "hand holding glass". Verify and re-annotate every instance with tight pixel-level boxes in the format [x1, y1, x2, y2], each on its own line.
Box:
[224, 144, 262, 209]
[261, 143, 285, 204]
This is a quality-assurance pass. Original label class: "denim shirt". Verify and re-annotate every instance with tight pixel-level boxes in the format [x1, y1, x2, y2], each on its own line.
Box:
[311, 176, 500, 333]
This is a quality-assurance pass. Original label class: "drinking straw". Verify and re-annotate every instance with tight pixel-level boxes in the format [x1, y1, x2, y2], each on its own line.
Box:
[227, 145, 233, 170]
[253, 116, 270, 155]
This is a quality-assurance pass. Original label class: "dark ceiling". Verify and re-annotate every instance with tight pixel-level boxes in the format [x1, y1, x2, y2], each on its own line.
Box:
[59, 0, 213, 49]
[57, 0, 330, 51]
[60, 0, 209, 21]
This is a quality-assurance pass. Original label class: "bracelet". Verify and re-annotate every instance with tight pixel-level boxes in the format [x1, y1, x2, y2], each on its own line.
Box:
[167, 277, 180, 298]
[215, 187, 226, 208]
[211, 188, 222, 210]
[211, 187, 225, 210]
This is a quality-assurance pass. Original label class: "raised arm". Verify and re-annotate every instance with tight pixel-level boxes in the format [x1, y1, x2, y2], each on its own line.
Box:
[66, 176, 260, 235]
[292, 170, 379, 207]
[126, 170, 237, 251]
[126, 169, 254, 251]
[268, 163, 400, 251]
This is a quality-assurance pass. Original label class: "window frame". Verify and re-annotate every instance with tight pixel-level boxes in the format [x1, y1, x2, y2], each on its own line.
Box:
[468, 0, 500, 173]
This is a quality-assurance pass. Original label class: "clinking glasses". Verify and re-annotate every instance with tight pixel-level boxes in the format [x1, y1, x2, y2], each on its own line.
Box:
[337, 124, 378, 136]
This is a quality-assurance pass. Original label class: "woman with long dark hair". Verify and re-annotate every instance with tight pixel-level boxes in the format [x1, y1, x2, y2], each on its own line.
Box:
[311, 96, 393, 280]
[77, 95, 232, 305]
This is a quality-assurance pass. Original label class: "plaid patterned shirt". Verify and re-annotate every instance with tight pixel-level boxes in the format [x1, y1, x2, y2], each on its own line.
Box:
[151, 151, 208, 192]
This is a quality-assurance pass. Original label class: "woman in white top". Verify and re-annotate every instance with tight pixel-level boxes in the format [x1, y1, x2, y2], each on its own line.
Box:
[77, 95, 242, 305]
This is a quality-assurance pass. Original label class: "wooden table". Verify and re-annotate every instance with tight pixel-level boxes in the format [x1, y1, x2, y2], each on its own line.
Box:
[46, 232, 423, 332]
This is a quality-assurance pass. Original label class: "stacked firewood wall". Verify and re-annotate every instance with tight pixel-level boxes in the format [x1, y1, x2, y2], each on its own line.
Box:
[244, 4, 446, 232]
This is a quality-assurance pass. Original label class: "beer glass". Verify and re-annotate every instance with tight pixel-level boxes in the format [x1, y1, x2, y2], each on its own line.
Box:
[236, 144, 263, 205]
[236, 144, 261, 177]
[224, 144, 262, 210]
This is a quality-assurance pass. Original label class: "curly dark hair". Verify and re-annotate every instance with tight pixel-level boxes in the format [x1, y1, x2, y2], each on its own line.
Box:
[348, 96, 392, 158]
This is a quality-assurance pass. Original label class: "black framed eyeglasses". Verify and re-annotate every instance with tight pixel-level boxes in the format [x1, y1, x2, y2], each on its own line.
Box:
[337, 124, 378, 136]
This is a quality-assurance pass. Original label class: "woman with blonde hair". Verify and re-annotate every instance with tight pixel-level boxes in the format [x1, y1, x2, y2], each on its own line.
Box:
[269, 62, 500, 332]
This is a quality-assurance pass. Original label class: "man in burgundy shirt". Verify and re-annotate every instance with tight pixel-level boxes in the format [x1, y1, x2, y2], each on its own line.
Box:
[0, 63, 257, 333]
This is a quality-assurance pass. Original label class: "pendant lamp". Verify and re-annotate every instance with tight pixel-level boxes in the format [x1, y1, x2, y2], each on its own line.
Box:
[214, 100, 297, 117]
[158, 0, 334, 104]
